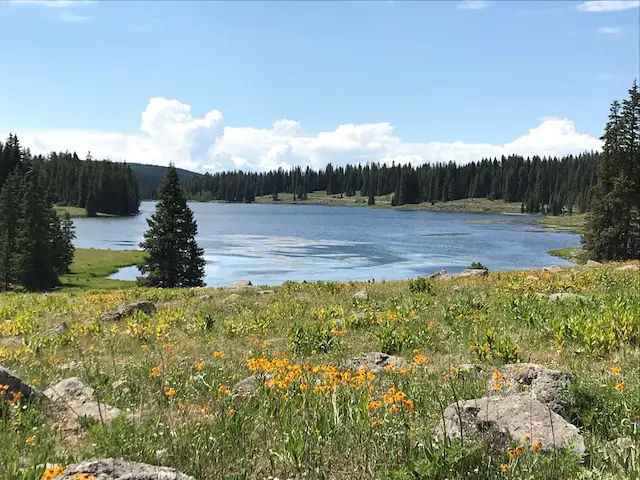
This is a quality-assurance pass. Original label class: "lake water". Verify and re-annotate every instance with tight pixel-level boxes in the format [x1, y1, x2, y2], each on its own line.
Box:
[72, 201, 580, 287]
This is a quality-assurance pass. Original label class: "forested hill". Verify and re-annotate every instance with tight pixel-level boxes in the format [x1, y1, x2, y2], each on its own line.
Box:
[128, 163, 202, 200]
[0, 135, 140, 217]
[183, 152, 600, 215]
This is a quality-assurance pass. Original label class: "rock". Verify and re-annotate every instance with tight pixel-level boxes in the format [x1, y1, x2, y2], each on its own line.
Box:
[0, 335, 24, 347]
[49, 322, 69, 337]
[352, 290, 368, 300]
[542, 266, 562, 273]
[436, 395, 584, 456]
[0, 366, 38, 402]
[584, 260, 604, 268]
[487, 363, 574, 414]
[259, 289, 275, 296]
[43, 377, 121, 424]
[548, 292, 585, 302]
[233, 374, 273, 395]
[100, 301, 156, 322]
[56, 458, 195, 480]
[459, 268, 488, 278]
[339, 352, 408, 373]
[231, 280, 252, 288]
[525, 275, 538, 281]
[429, 269, 448, 279]
[616, 264, 639, 271]
[452, 285, 462, 292]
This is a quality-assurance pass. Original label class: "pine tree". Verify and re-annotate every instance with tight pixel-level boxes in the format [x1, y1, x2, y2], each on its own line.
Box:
[138, 164, 205, 288]
[14, 168, 60, 291]
[0, 171, 22, 290]
[51, 212, 75, 274]
[86, 188, 97, 217]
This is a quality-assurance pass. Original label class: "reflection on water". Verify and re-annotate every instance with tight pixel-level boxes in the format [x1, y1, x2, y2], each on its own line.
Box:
[71, 202, 580, 287]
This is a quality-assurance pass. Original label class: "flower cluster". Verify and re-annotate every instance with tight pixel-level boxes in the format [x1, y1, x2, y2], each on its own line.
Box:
[40, 466, 64, 480]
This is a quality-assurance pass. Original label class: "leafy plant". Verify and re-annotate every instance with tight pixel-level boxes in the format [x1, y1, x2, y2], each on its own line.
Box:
[469, 261, 488, 270]
[288, 323, 338, 354]
[408, 277, 433, 294]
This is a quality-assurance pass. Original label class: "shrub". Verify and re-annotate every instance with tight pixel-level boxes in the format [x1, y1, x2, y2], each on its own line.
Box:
[469, 261, 488, 270]
[408, 277, 433, 294]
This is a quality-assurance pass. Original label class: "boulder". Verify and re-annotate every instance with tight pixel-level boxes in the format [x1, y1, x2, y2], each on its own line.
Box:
[436, 395, 585, 456]
[231, 280, 252, 288]
[100, 301, 156, 322]
[44, 377, 121, 424]
[459, 268, 488, 278]
[55, 458, 195, 480]
[233, 374, 274, 395]
[429, 269, 448, 279]
[487, 363, 574, 414]
[352, 290, 368, 300]
[49, 322, 69, 337]
[0, 366, 38, 402]
[542, 266, 562, 273]
[584, 260, 604, 268]
[0, 335, 24, 347]
[616, 264, 639, 271]
[339, 352, 408, 373]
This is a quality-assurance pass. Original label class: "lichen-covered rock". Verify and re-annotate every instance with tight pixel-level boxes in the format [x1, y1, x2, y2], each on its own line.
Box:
[0, 366, 38, 402]
[459, 268, 488, 278]
[44, 377, 121, 424]
[584, 260, 604, 268]
[100, 301, 156, 322]
[339, 352, 408, 373]
[487, 363, 575, 414]
[57, 458, 195, 480]
[233, 374, 274, 395]
[436, 395, 585, 456]
[429, 269, 448, 279]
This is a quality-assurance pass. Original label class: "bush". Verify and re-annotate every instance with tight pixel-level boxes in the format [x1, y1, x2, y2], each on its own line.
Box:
[408, 277, 433, 294]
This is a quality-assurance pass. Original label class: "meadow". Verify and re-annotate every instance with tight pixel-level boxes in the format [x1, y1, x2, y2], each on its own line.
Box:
[1, 264, 638, 479]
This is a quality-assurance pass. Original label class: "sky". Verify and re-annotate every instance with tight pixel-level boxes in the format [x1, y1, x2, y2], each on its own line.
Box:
[1, 0, 639, 173]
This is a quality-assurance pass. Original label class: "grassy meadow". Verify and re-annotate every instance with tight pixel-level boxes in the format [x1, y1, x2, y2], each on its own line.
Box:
[1, 264, 639, 479]
[59, 248, 147, 290]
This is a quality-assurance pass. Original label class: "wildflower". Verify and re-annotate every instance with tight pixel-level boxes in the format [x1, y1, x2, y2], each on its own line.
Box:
[532, 441, 542, 453]
[366, 400, 382, 411]
[194, 362, 205, 372]
[213, 351, 227, 359]
[250, 338, 259, 343]
[523, 435, 530, 443]
[40, 465, 64, 480]
[492, 371, 503, 379]
[299, 384, 309, 391]
[262, 341, 269, 347]
[388, 404, 400, 413]
[501, 464, 509, 473]
[164, 387, 176, 398]
[31, 378, 41, 385]
[371, 419, 382, 427]
[150, 365, 163, 377]
[25, 436, 35, 444]
[413, 354, 428, 365]
[226, 408, 236, 417]
[140, 344, 149, 350]
[515, 445, 525, 457]
[232, 374, 239, 381]
[493, 381, 502, 391]
[201, 406, 211, 414]
[507, 448, 517, 460]
[615, 383, 625, 392]
[162, 343, 173, 350]
[403, 399, 414, 410]
[218, 385, 231, 394]
[609, 366, 621, 375]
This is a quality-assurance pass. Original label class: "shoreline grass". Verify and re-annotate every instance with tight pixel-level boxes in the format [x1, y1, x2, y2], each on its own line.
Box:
[59, 248, 147, 289]
[54, 205, 118, 219]
[532, 213, 586, 234]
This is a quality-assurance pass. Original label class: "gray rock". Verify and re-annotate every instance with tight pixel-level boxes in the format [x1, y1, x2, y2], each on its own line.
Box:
[436, 395, 585, 456]
[57, 458, 195, 480]
[44, 377, 121, 424]
[487, 363, 574, 415]
[452, 285, 462, 292]
[352, 290, 368, 300]
[616, 264, 639, 271]
[0, 335, 24, 347]
[49, 322, 69, 337]
[548, 292, 585, 302]
[233, 374, 274, 395]
[429, 269, 448, 279]
[459, 268, 488, 278]
[100, 301, 156, 322]
[340, 352, 408, 373]
[542, 266, 563, 273]
[231, 280, 252, 288]
[0, 366, 38, 402]
[584, 260, 604, 268]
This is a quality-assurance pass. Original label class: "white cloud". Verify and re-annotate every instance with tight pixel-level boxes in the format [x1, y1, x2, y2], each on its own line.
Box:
[598, 26, 624, 36]
[576, 0, 640, 12]
[58, 11, 89, 22]
[457, 0, 490, 10]
[7, 0, 95, 7]
[4, 97, 603, 173]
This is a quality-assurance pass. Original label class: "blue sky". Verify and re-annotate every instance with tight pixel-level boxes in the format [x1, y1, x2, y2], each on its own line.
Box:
[1, 0, 638, 172]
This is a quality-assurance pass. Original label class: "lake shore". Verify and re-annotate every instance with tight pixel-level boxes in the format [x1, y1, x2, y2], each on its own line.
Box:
[60, 248, 147, 289]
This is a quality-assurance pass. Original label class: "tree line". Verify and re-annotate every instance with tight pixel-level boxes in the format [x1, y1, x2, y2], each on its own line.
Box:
[0, 136, 75, 291]
[181, 152, 599, 215]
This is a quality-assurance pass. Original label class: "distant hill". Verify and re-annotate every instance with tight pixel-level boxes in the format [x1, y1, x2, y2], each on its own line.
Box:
[128, 163, 201, 199]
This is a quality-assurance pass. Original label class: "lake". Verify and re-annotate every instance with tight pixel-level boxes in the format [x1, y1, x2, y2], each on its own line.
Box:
[72, 201, 580, 287]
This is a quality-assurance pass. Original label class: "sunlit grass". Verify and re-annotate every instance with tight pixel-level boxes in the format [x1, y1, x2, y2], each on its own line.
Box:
[59, 248, 147, 289]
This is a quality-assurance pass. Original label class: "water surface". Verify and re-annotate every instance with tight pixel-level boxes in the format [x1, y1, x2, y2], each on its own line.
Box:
[72, 202, 580, 287]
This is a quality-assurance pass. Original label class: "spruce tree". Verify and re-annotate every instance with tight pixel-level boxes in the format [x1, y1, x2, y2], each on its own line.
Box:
[138, 164, 205, 288]
[0, 171, 22, 291]
[51, 212, 76, 274]
[14, 168, 60, 291]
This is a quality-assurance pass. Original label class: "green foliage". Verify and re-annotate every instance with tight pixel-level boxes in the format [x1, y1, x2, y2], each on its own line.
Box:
[469, 261, 488, 270]
[138, 164, 205, 288]
[288, 323, 338, 355]
[470, 327, 521, 363]
[408, 277, 433, 294]
[375, 320, 414, 354]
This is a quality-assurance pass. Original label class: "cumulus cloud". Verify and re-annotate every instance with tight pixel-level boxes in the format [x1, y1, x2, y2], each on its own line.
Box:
[457, 0, 490, 10]
[576, 0, 640, 12]
[4, 97, 603, 173]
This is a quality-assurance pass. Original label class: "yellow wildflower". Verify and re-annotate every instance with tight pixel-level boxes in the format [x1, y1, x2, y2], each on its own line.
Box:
[615, 383, 625, 392]
[609, 366, 621, 375]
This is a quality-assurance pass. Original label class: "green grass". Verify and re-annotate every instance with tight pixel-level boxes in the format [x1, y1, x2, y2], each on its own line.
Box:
[532, 213, 587, 234]
[59, 248, 147, 289]
[255, 190, 524, 214]
[547, 247, 588, 264]
[1, 264, 639, 479]
[54, 205, 117, 219]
